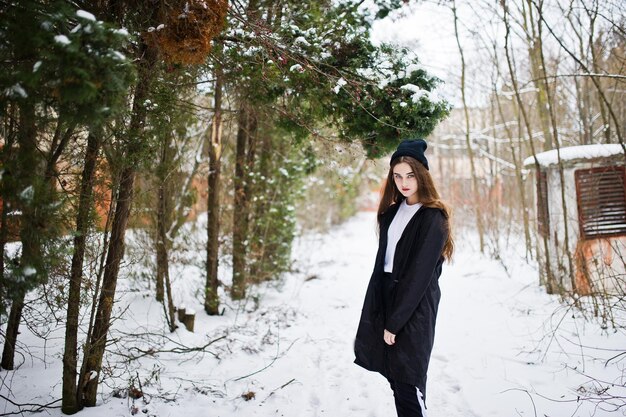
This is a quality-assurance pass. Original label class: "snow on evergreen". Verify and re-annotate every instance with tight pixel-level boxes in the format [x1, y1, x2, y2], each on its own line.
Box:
[333, 77, 347, 94]
[76, 10, 97, 21]
[4, 83, 27, 98]
[53, 34, 71, 45]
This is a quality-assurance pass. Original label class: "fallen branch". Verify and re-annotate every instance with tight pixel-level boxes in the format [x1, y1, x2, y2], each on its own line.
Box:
[111, 334, 227, 362]
[0, 395, 60, 416]
[499, 388, 538, 417]
[260, 378, 297, 404]
[233, 338, 299, 382]
[605, 351, 626, 367]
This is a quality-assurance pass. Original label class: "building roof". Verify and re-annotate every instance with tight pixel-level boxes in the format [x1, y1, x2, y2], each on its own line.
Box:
[523, 144, 625, 167]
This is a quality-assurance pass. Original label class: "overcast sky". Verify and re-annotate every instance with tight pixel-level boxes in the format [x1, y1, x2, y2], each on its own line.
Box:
[370, 2, 467, 106]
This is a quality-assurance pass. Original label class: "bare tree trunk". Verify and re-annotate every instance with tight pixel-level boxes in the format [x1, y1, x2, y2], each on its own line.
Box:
[493, 90, 532, 259]
[566, 2, 592, 145]
[501, 0, 556, 292]
[1, 296, 24, 370]
[156, 189, 176, 331]
[61, 132, 101, 414]
[81, 45, 158, 407]
[81, 167, 135, 405]
[523, 0, 553, 150]
[232, 105, 257, 300]
[574, 75, 591, 144]
[75, 169, 117, 410]
[155, 204, 165, 302]
[163, 259, 176, 332]
[584, 2, 611, 143]
[232, 108, 248, 300]
[244, 111, 258, 271]
[452, 0, 485, 253]
[156, 134, 177, 331]
[249, 128, 272, 280]
[204, 65, 224, 315]
[534, 1, 577, 290]
[531, 0, 624, 151]
[155, 134, 173, 304]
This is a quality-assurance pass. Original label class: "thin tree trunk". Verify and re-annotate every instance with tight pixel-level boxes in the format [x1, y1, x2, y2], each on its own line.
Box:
[492, 85, 532, 259]
[155, 134, 172, 303]
[585, 2, 611, 142]
[156, 188, 176, 331]
[452, 0, 485, 253]
[575, 75, 591, 144]
[62, 132, 101, 414]
[81, 166, 135, 405]
[163, 257, 176, 332]
[524, 0, 553, 151]
[535, 2, 577, 290]
[531, 0, 624, 151]
[489, 26, 533, 256]
[156, 134, 176, 331]
[567, 4, 592, 145]
[501, 0, 556, 292]
[81, 44, 158, 406]
[243, 112, 258, 274]
[205, 65, 224, 315]
[156, 180, 166, 303]
[1, 296, 24, 370]
[232, 106, 257, 300]
[45, 121, 77, 180]
[232, 107, 249, 300]
[75, 167, 117, 409]
[249, 130, 272, 280]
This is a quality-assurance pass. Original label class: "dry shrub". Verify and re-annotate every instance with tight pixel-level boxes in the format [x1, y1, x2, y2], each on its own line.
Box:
[144, 0, 228, 65]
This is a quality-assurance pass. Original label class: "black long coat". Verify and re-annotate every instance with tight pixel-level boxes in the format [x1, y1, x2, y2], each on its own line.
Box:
[354, 203, 447, 403]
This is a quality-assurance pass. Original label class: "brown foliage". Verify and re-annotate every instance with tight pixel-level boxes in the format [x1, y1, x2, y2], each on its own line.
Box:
[144, 0, 228, 65]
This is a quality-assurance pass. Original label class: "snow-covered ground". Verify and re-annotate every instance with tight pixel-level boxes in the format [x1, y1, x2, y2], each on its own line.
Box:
[1, 211, 625, 416]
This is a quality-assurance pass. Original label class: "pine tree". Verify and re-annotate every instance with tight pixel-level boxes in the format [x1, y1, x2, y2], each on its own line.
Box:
[0, 1, 134, 374]
[79, 0, 227, 407]
[209, 0, 450, 299]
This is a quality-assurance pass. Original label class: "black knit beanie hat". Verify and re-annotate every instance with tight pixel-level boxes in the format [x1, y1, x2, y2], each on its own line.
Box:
[390, 139, 429, 170]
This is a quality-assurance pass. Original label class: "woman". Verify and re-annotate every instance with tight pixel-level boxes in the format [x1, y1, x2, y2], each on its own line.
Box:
[354, 139, 454, 417]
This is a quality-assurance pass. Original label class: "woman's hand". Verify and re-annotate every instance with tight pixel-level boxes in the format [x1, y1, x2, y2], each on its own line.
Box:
[384, 329, 396, 345]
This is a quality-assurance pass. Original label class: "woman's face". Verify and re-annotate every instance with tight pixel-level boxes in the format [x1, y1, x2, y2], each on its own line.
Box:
[392, 162, 419, 203]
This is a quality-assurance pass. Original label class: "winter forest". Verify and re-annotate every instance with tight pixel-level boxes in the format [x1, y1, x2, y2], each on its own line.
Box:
[0, 0, 624, 416]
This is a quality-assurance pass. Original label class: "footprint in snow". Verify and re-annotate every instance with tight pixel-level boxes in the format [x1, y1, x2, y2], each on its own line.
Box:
[448, 383, 461, 393]
[309, 392, 321, 408]
[432, 353, 449, 363]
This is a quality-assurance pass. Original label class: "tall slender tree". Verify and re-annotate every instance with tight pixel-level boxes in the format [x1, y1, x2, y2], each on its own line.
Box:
[204, 60, 224, 315]
[452, 0, 485, 253]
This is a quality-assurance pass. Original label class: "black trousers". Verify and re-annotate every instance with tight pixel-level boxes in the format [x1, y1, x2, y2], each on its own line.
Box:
[389, 379, 426, 417]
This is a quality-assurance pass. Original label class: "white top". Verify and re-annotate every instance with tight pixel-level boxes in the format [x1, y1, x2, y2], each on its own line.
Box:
[522, 144, 624, 167]
[384, 199, 422, 273]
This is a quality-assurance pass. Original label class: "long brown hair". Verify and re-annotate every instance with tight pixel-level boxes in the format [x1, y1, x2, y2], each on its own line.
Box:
[377, 156, 454, 261]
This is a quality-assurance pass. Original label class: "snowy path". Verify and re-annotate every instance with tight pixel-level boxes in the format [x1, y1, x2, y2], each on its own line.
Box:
[149, 211, 624, 417]
[2, 211, 624, 417]
[202, 211, 623, 417]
